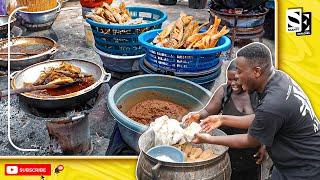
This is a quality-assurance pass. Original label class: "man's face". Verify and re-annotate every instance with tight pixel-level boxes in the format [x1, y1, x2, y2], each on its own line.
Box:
[235, 57, 256, 93]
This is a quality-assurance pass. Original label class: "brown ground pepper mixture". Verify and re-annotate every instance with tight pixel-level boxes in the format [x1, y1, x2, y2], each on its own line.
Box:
[126, 99, 188, 125]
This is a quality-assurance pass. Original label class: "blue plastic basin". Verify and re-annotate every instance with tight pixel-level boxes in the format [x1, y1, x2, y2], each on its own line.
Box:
[87, 6, 167, 56]
[138, 29, 231, 73]
[107, 74, 212, 152]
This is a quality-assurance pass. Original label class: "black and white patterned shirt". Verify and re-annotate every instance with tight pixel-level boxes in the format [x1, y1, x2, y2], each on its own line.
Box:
[249, 70, 320, 180]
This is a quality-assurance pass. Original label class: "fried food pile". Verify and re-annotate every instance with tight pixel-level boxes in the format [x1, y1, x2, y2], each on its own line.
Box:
[153, 14, 229, 49]
[33, 62, 93, 87]
[174, 143, 217, 162]
[26, 62, 95, 96]
[86, 2, 144, 25]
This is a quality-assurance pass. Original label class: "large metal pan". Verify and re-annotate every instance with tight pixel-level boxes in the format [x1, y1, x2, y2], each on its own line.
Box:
[11, 59, 111, 109]
[0, 36, 58, 70]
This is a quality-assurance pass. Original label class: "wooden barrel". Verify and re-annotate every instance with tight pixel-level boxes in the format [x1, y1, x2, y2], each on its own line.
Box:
[136, 129, 231, 180]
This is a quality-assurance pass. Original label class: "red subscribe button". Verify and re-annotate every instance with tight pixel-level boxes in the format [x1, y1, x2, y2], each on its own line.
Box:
[5, 164, 51, 176]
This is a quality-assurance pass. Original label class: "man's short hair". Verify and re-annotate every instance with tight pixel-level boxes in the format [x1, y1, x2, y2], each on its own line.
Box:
[236, 42, 272, 71]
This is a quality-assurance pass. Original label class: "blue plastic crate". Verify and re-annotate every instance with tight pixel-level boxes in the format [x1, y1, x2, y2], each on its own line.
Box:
[138, 29, 231, 73]
[86, 6, 167, 56]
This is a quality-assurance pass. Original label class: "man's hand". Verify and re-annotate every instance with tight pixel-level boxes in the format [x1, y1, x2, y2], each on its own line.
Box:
[182, 112, 201, 126]
[192, 133, 212, 144]
[200, 115, 223, 133]
[192, 133, 261, 149]
[254, 145, 267, 164]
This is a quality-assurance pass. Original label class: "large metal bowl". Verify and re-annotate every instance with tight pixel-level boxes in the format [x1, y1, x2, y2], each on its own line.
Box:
[0, 15, 16, 38]
[11, 59, 111, 109]
[94, 46, 143, 73]
[107, 74, 212, 152]
[0, 36, 58, 70]
[17, 2, 61, 25]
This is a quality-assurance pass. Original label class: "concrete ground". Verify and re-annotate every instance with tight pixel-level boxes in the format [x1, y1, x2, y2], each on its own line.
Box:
[0, 0, 274, 156]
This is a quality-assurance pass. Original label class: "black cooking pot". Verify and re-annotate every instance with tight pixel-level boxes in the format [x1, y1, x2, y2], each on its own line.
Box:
[159, 0, 177, 5]
[11, 59, 111, 109]
[211, 0, 268, 9]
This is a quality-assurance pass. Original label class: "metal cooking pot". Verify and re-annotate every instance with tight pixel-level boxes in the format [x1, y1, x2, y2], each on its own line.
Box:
[212, 0, 268, 9]
[137, 129, 231, 179]
[11, 59, 111, 109]
[0, 36, 58, 70]
[17, 2, 61, 25]
[209, 7, 269, 31]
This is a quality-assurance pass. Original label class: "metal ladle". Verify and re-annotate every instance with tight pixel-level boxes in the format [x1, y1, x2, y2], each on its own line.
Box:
[0, 78, 80, 97]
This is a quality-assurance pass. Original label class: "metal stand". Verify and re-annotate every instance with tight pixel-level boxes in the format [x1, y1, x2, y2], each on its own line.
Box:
[209, 8, 268, 57]
[229, 15, 265, 56]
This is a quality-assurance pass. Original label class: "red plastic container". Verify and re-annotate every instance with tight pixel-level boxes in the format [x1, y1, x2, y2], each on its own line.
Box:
[80, 0, 113, 8]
